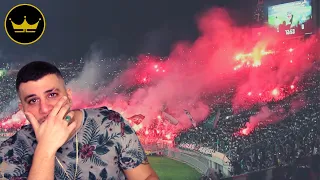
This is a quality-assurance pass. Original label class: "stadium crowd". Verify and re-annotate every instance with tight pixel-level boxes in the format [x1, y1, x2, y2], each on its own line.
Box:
[0, 72, 16, 112]
[0, 56, 319, 179]
[176, 60, 320, 176]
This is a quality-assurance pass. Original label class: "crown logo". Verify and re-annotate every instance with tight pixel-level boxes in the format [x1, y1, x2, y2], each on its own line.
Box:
[9, 16, 41, 33]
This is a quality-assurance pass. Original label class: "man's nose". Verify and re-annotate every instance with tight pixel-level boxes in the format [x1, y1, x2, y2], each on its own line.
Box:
[39, 101, 53, 114]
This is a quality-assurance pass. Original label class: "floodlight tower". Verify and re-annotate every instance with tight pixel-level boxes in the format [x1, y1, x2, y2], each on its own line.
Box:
[254, 0, 265, 24]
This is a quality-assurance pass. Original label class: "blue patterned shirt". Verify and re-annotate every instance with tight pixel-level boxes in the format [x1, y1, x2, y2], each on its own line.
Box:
[0, 107, 147, 180]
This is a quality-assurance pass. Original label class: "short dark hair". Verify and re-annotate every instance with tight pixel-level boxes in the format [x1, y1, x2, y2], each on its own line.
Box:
[16, 61, 63, 92]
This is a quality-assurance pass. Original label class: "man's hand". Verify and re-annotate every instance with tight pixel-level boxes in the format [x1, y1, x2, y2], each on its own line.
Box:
[25, 96, 77, 154]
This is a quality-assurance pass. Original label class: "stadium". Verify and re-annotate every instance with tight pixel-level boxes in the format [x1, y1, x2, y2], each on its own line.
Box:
[1, 0, 320, 179]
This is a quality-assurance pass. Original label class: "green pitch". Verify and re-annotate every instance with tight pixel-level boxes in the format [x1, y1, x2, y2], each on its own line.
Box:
[148, 156, 202, 180]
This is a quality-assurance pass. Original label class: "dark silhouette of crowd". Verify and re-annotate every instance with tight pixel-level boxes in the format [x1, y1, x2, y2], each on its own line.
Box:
[176, 60, 320, 177]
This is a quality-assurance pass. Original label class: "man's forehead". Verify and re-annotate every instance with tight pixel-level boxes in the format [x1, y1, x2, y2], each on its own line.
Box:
[19, 79, 64, 97]
[19, 74, 63, 88]
[21, 87, 61, 97]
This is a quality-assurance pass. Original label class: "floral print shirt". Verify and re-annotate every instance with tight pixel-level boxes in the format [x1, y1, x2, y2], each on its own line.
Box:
[0, 106, 147, 180]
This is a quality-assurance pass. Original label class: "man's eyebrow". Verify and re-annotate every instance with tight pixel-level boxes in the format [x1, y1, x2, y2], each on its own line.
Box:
[24, 88, 60, 102]
[24, 94, 36, 102]
[45, 88, 60, 93]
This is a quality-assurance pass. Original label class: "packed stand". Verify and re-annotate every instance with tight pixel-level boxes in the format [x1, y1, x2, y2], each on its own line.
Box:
[175, 61, 320, 176]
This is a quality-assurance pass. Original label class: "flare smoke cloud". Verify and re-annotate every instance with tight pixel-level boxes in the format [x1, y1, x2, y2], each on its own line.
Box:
[1, 8, 319, 135]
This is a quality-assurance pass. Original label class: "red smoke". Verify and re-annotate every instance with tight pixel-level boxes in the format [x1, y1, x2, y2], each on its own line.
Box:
[2, 8, 320, 140]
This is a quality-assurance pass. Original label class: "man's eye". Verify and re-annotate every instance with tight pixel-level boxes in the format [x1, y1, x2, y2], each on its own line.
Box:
[49, 93, 58, 97]
[28, 99, 37, 104]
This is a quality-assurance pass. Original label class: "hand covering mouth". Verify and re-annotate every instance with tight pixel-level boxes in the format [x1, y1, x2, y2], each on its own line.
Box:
[39, 116, 48, 124]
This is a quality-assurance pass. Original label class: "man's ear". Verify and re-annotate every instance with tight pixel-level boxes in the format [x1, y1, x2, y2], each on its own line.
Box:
[67, 88, 73, 104]
[18, 103, 23, 112]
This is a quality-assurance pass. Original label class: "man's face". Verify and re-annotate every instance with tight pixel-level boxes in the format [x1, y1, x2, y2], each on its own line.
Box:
[18, 74, 72, 124]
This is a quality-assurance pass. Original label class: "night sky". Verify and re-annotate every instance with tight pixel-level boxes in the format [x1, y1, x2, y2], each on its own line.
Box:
[0, 0, 257, 62]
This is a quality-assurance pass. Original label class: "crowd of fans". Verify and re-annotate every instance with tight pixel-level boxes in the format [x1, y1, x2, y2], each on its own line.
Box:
[176, 60, 320, 176]
[1, 55, 320, 178]
[0, 74, 16, 112]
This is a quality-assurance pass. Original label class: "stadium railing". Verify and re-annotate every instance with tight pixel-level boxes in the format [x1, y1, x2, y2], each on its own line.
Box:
[221, 154, 320, 180]
[162, 147, 232, 177]
[163, 148, 208, 174]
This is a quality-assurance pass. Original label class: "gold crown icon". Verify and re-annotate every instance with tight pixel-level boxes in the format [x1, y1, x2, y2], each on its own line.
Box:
[9, 16, 41, 33]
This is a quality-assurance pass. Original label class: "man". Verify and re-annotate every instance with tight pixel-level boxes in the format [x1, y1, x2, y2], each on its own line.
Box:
[0, 61, 159, 180]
